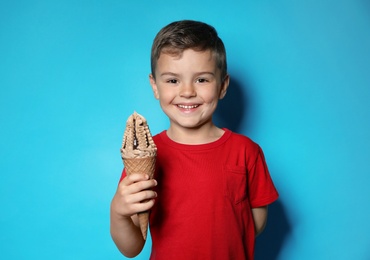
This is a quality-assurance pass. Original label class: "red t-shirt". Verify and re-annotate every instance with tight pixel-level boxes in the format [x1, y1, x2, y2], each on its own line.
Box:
[120, 129, 278, 259]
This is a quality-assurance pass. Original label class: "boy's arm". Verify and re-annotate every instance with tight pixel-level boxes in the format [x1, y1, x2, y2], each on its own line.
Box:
[110, 173, 157, 257]
[251, 206, 268, 237]
[110, 213, 145, 257]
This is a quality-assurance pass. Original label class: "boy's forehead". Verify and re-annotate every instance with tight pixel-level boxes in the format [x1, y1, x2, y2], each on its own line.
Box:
[160, 49, 214, 62]
[159, 47, 214, 59]
[158, 49, 214, 65]
[155, 49, 221, 77]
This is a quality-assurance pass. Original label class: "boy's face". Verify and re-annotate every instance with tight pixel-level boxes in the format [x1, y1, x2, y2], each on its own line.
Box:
[149, 49, 229, 132]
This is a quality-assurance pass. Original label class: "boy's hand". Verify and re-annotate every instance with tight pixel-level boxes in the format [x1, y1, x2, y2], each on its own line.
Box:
[111, 173, 157, 219]
[110, 173, 157, 257]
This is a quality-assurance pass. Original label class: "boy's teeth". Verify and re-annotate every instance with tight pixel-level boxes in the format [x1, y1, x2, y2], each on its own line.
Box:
[178, 104, 198, 109]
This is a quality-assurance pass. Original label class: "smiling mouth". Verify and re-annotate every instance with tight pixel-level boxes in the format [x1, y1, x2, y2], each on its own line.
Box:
[177, 104, 199, 109]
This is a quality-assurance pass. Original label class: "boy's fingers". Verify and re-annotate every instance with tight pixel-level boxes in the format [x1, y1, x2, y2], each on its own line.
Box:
[129, 198, 156, 214]
[119, 174, 157, 194]
[121, 173, 149, 185]
[128, 190, 157, 205]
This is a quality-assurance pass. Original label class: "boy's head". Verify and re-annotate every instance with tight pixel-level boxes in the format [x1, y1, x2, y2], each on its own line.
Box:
[151, 20, 227, 81]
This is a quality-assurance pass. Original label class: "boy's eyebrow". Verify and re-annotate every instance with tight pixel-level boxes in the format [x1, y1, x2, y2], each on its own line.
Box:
[194, 72, 216, 77]
[159, 72, 216, 77]
[159, 72, 179, 77]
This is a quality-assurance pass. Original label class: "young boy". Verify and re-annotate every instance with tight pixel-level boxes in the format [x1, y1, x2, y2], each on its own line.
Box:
[110, 20, 279, 259]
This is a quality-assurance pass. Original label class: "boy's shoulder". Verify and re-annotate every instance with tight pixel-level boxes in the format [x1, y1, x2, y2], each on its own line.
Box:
[153, 130, 165, 142]
[227, 130, 261, 150]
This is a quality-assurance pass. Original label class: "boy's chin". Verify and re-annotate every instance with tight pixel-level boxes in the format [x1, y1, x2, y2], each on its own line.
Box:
[170, 119, 213, 130]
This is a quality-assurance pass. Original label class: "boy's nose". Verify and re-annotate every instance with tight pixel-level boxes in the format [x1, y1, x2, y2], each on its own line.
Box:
[179, 83, 196, 98]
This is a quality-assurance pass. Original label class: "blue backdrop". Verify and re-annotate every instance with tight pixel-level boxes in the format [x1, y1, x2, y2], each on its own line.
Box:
[1, 1, 369, 259]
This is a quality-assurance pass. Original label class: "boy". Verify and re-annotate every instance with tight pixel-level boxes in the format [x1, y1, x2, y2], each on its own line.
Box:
[110, 20, 279, 259]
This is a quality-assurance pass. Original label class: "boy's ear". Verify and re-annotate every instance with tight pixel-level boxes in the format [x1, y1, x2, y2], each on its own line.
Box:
[219, 74, 230, 99]
[149, 74, 160, 99]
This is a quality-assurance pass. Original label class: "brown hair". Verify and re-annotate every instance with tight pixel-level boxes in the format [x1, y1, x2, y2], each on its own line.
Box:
[150, 20, 227, 80]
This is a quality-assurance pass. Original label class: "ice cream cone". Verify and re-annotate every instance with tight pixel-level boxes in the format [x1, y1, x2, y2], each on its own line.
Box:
[123, 156, 156, 240]
[120, 112, 157, 240]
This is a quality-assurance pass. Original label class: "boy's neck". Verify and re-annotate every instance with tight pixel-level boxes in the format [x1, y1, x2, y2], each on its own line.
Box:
[166, 124, 224, 145]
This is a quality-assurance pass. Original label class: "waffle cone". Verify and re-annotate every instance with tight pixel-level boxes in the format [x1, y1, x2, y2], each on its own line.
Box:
[123, 156, 156, 179]
[123, 156, 156, 240]
[120, 112, 157, 240]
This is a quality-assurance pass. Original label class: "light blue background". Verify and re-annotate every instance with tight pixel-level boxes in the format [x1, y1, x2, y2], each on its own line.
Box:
[1, 1, 369, 259]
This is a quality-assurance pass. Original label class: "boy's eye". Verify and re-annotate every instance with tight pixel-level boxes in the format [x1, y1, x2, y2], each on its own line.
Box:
[167, 79, 178, 84]
[196, 78, 208, 83]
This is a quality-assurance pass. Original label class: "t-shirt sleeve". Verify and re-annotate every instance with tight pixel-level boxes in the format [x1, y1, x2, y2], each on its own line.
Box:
[119, 168, 127, 183]
[248, 147, 279, 208]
